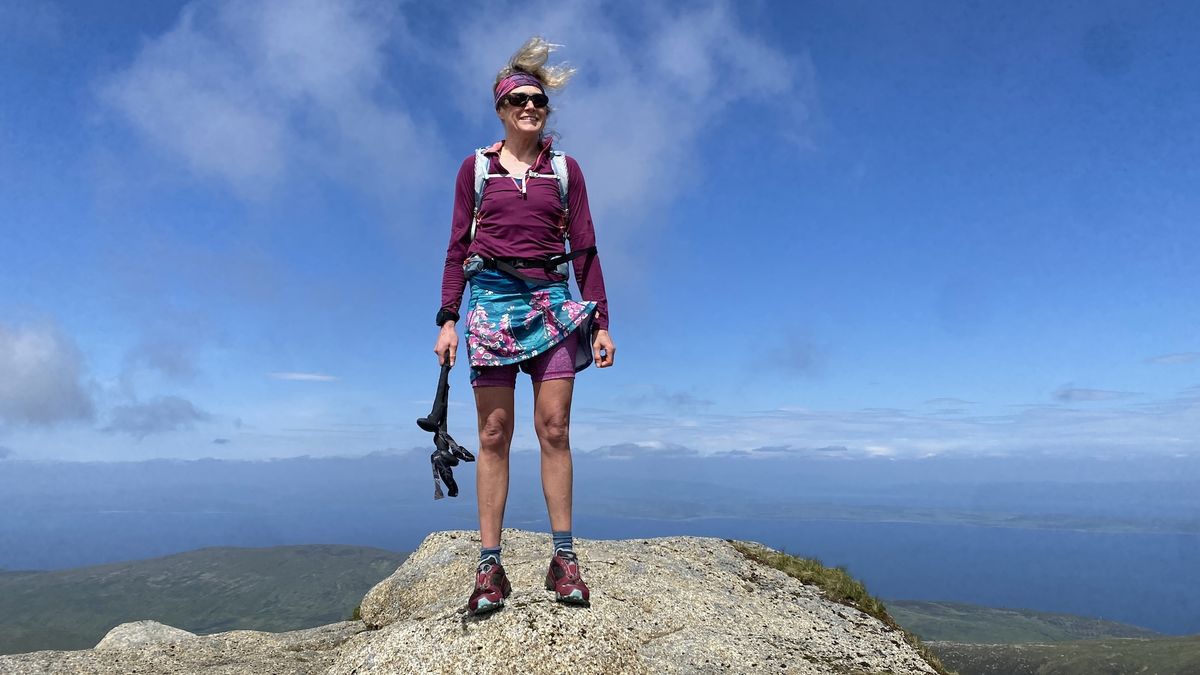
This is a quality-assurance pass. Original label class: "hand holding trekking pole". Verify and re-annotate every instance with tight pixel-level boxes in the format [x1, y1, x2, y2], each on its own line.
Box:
[434, 321, 458, 367]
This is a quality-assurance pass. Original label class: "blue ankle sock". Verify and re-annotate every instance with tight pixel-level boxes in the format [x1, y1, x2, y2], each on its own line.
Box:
[552, 530, 573, 555]
[479, 546, 501, 566]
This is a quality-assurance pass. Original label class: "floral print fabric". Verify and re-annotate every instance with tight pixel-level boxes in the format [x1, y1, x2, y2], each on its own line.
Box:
[465, 268, 597, 377]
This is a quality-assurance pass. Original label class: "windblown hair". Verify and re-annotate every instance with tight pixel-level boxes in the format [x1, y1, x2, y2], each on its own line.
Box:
[494, 37, 576, 92]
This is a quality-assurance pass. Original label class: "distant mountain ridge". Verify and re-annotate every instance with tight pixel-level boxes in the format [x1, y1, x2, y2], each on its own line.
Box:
[0, 544, 408, 655]
[887, 600, 1200, 674]
[930, 636, 1200, 675]
[888, 599, 1163, 643]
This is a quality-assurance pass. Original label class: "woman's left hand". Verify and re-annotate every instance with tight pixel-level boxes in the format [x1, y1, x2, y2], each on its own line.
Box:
[592, 329, 615, 368]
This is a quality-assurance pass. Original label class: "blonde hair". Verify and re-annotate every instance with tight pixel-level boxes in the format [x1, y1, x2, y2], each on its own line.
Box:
[494, 37, 576, 92]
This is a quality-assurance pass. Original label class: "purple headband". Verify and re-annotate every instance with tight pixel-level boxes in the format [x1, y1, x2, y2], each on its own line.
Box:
[494, 72, 545, 107]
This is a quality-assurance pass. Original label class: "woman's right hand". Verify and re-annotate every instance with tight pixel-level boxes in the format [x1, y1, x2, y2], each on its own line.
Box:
[434, 322, 458, 367]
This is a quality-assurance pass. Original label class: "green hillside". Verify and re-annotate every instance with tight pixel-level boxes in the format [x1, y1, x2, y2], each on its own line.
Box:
[0, 545, 408, 656]
[929, 636, 1200, 675]
[889, 600, 1162, 643]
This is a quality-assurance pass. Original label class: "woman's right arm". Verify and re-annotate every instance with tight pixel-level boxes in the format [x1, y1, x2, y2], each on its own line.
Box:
[434, 157, 477, 366]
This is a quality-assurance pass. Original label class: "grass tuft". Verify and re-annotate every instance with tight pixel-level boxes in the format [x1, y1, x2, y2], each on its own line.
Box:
[729, 540, 954, 675]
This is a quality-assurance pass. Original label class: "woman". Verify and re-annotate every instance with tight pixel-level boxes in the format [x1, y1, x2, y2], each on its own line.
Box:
[433, 38, 616, 615]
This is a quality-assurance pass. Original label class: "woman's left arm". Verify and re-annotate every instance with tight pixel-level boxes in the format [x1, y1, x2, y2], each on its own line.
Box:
[565, 157, 609, 330]
[565, 156, 614, 367]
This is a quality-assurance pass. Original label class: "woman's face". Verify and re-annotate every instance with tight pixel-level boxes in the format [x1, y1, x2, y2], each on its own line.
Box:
[497, 84, 547, 137]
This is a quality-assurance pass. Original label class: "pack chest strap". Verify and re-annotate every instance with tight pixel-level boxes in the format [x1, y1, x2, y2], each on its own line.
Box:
[470, 147, 570, 242]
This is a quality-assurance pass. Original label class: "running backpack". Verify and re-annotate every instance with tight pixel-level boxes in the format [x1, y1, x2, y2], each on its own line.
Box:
[469, 148, 570, 242]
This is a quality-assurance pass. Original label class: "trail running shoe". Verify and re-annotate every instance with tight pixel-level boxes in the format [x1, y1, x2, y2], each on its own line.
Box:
[468, 558, 511, 615]
[545, 549, 591, 606]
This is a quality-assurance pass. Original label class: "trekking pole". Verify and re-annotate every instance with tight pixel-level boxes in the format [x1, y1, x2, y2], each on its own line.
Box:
[418, 351, 475, 499]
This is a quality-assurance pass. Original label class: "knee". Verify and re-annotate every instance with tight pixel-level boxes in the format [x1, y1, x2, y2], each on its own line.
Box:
[478, 413, 511, 455]
[536, 413, 571, 450]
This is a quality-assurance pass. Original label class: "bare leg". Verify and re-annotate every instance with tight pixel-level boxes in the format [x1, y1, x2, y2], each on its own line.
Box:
[532, 378, 575, 532]
[475, 386, 515, 549]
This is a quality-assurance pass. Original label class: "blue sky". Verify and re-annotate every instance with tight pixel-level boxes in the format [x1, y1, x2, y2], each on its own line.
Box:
[0, 0, 1197, 462]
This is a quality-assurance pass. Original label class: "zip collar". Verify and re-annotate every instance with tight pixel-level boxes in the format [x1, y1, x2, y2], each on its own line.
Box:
[483, 138, 553, 177]
[481, 137, 553, 156]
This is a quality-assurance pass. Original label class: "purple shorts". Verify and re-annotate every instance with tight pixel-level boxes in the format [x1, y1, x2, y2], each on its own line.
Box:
[471, 330, 579, 389]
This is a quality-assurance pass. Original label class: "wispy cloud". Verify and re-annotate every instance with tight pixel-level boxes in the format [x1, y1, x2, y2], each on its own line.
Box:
[268, 372, 339, 382]
[124, 334, 201, 383]
[923, 397, 976, 406]
[0, 445, 13, 459]
[445, 1, 816, 240]
[624, 385, 713, 411]
[103, 396, 211, 439]
[738, 323, 825, 378]
[765, 326, 823, 375]
[1053, 386, 1134, 402]
[733, 444, 858, 458]
[586, 441, 698, 459]
[0, 321, 95, 427]
[1148, 352, 1200, 365]
[97, 0, 440, 199]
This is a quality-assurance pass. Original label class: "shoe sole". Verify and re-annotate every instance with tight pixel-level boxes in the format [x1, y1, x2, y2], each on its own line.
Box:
[555, 595, 590, 606]
[546, 581, 590, 606]
[470, 597, 504, 615]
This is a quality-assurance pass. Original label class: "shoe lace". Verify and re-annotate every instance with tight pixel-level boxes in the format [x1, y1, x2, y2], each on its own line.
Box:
[476, 562, 500, 588]
[555, 553, 582, 582]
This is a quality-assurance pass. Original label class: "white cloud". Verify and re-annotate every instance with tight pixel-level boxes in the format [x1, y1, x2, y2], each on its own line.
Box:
[0, 322, 94, 427]
[268, 372, 339, 382]
[93, 0, 814, 277]
[98, 0, 440, 198]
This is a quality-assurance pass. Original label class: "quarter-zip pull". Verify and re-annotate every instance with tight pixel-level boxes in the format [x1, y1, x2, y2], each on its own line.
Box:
[508, 170, 529, 196]
[499, 141, 548, 196]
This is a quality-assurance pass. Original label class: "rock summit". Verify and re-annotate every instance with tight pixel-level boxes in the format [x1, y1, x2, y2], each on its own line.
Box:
[0, 530, 939, 674]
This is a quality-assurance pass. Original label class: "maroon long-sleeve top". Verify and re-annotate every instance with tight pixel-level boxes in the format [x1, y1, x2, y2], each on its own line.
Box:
[439, 140, 610, 330]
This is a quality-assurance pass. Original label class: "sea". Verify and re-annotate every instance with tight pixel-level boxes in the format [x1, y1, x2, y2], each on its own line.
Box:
[3, 506, 1196, 635]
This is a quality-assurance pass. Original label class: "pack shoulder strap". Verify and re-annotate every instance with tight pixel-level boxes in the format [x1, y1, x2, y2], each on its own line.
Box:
[470, 148, 491, 242]
[549, 150, 569, 218]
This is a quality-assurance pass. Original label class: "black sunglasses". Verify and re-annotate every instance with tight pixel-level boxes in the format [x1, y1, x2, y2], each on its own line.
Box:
[501, 92, 549, 109]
